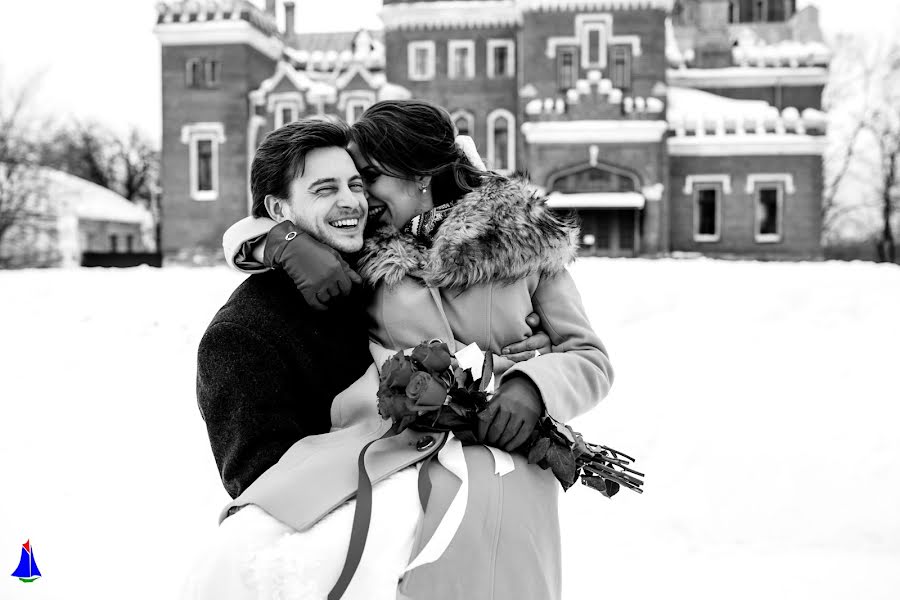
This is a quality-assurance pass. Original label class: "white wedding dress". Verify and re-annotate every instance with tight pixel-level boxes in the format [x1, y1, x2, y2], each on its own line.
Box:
[180, 465, 422, 600]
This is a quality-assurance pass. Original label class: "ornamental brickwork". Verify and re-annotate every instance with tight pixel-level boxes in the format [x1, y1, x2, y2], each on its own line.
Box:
[154, 0, 830, 259]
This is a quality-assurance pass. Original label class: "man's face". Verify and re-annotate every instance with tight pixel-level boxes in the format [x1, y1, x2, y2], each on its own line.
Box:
[280, 146, 367, 253]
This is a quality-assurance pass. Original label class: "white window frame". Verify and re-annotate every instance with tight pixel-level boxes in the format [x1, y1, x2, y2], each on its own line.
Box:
[346, 99, 370, 125]
[408, 41, 436, 81]
[746, 174, 793, 243]
[486, 109, 515, 175]
[581, 22, 608, 69]
[447, 40, 475, 79]
[273, 101, 298, 129]
[683, 174, 733, 195]
[181, 122, 226, 202]
[268, 92, 305, 129]
[450, 110, 475, 138]
[693, 184, 722, 243]
[487, 39, 515, 79]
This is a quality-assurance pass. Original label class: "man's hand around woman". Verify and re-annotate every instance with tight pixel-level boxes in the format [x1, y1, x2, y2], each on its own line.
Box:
[262, 221, 361, 310]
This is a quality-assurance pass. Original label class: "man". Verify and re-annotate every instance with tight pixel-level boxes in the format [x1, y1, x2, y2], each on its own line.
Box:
[197, 118, 373, 498]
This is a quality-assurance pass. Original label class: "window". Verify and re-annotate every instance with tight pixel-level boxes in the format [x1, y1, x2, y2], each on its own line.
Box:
[181, 122, 226, 201]
[487, 39, 515, 78]
[273, 101, 298, 128]
[186, 59, 202, 87]
[408, 41, 436, 81]
[346, 99, 369, 125]
[487, 109, 515, 174]
[451, 110, 474, 138]
[753, 0, 768, 21]
[694, 186, 721, 242]
[728, 0, 740, 23]
[558, 48, 577, 90]
[109, 234, 119, 253]
[186, 58, 221, 88]
[582, 23, 607, 69]
[610, 46, 631, 89]
[755, 185, 782, 242]
[204, 60, 220, 86]
[448, 40, 475, 79]
[126, 234, 135, 252]
[268, 92, 305, 129]
[196, 140, 213, 193]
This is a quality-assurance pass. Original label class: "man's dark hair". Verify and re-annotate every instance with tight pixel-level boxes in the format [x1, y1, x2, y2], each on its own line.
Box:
[250, 116, 352, 218]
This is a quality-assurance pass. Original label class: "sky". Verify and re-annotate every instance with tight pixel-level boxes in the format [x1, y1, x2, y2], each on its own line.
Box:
[0, 0, 897, 145]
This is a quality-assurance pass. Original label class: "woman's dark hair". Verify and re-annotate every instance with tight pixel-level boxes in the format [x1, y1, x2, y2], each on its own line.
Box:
[349, 99, 504, 205]
[250, 116, 351, 218]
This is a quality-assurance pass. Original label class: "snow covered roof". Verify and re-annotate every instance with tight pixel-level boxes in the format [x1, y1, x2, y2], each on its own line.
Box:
[380, 1, 521, 31]
[667, 86, 827, 137]
[285, 30, 385, 71]
[380, 0, 671, 30]
[520, 0, 673, 10]
[155, 0, 279, 37]
[44, 169, 154, 227]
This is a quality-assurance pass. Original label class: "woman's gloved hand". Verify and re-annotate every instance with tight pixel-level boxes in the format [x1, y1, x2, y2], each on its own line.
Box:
[263, 220, 361, 310]
[477, 375, 543, 452]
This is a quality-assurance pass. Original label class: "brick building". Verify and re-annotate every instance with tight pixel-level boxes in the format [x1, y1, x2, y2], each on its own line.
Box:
[154, 0, 830, 259]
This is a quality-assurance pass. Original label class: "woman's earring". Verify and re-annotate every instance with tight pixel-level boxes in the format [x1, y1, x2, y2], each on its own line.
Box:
[419, 184, 428, 194]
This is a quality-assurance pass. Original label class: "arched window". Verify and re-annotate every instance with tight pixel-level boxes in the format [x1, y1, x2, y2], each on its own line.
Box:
[450, 110, 474, 138]
[486, 109, 515, 174]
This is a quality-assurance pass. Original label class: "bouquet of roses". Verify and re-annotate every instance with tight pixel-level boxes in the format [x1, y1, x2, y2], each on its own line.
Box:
[377, 340, 643, 497]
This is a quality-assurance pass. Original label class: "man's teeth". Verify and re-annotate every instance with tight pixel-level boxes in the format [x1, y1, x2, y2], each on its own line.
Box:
[330, 218, 359, 229]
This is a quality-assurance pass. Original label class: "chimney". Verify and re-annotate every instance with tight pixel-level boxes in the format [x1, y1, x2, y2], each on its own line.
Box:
[694, 0, 733, 68]
[284, 0, 295, 37]
[265, 0, 277, 15]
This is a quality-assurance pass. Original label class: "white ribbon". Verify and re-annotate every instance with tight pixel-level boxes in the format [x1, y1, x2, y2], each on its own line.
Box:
[403, 433, 468, 572]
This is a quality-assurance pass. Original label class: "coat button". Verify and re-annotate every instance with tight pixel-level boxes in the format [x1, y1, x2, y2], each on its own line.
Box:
[416, 435, 436, 452]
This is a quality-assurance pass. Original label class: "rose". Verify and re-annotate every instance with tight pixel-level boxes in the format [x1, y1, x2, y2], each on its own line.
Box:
[381, 351, 416, 389]
[405, 372, 448, 409]
[410, 341, 453, 373]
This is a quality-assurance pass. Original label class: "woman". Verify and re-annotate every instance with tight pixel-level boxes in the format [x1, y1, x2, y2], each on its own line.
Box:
[201, 100, 613, 600]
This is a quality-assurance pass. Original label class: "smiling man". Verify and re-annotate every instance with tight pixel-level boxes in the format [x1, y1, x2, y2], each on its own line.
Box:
[197, 118, 374, 499]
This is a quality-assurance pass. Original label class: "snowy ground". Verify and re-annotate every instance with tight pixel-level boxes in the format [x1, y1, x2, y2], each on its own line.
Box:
[1, 258, 899, 600]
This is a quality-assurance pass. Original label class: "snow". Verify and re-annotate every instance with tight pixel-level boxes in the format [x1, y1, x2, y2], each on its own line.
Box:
[1, 259, 899, 599]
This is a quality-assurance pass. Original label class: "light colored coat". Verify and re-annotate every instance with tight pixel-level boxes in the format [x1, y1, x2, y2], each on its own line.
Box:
[221, 177, 614, 599]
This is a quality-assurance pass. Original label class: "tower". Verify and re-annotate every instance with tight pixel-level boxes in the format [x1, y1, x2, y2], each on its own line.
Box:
[154, 1, 283, 256]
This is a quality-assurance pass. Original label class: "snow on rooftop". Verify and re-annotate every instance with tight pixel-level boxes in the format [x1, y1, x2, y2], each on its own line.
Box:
[43, 168, 153, 227]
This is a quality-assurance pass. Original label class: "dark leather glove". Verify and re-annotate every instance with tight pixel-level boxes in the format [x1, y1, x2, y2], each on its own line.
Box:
[477, 375, 544, 452]
[262, 220, 361, 310]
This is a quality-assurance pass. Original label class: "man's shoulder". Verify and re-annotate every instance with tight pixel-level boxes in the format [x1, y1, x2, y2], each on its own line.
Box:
[210, 271, 303, 329]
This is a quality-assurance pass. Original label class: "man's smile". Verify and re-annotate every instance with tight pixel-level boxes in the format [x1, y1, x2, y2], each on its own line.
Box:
[329, 217, 360, 229]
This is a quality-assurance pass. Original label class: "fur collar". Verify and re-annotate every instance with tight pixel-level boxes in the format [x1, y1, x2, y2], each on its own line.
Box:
[356, 177, 579, 289]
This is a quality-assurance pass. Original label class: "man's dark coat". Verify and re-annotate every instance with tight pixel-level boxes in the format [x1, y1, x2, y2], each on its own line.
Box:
[196, 270, 372, 498]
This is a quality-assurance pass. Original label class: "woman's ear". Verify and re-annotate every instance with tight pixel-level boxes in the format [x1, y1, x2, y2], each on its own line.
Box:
[415, 175, 433, 191]
[264, 194, 288, 222]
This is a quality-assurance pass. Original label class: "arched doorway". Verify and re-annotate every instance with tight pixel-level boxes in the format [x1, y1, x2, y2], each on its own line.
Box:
[546, 162, 644, 257]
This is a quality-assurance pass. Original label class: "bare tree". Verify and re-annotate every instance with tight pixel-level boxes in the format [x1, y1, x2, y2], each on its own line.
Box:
[823, 36, 900, 262]
[0, 71, 54, 268]
[41, 121, 159, 205]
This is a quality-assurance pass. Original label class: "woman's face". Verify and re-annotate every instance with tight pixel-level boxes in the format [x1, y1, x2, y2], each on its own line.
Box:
[347, 140, 433, 230]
